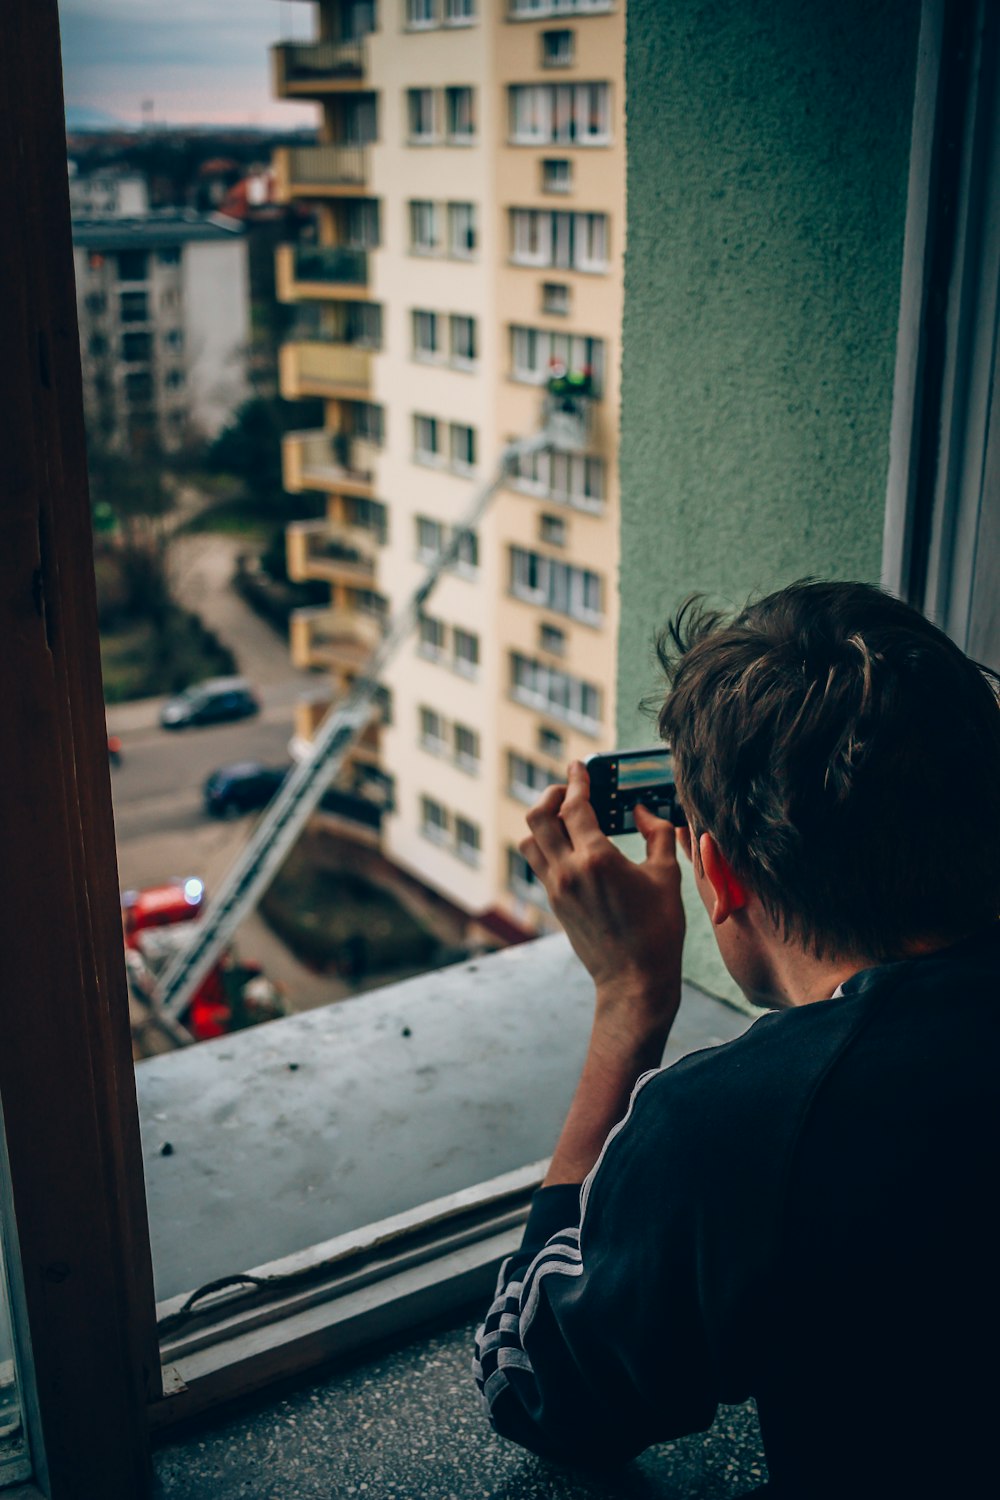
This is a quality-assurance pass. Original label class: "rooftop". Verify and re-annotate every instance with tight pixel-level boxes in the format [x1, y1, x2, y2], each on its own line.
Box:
[71, 209, 245, 248]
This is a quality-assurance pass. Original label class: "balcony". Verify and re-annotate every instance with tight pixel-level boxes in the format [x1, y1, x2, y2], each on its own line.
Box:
[290, 604, 383, 673]
[275, 242, 369, 302]
[271, 37, 368, 99]
[279, 340, 372, 401]
[282, 428, 376, 496]
[274, 143, 370, 201]
[286, 519, 379, 585]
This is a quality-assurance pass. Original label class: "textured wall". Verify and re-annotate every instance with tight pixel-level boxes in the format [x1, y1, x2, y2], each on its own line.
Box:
[618, 0, 920, 1001]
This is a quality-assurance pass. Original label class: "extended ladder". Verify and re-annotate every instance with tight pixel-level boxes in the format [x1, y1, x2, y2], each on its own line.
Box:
[156, 412, 584, 1025]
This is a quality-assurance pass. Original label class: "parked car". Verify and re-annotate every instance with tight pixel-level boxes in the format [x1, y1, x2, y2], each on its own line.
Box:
[203, 761, 290, 819]
[159, 676, 260, 730]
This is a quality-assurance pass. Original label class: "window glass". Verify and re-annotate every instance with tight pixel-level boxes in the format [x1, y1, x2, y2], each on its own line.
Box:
[454, 722, 480, 769]
[508, 83, 611, 146]
[409, 199, 439, 252]
[420, 795, 450, 842]
[455, 816, 481, 864]
[407, 88, 436, 141]
[419, 705, 448, 752]
[510, 651, 602, 730]
[542, 29, 574, 66]
[445, 0, 477, 21]
[414, 413, 440, 460]
[418, 612, 448, 658]
[453, 627, 480, 675]
[541, 157, 572, 193]
[413, 309, 440, 358]
[119, 290, 149, 323]
[446, 87, 476, 141]
[116, 249, 148, 281]
[450, 314, 477, 364]
[448, 202, 477, 257]
[450, 423, 477, 471]
[416, 515, 445, 559]
[407, 0, 437, 24]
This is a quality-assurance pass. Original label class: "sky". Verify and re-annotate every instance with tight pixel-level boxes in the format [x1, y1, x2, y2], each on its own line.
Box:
[60, 0, 316, 128]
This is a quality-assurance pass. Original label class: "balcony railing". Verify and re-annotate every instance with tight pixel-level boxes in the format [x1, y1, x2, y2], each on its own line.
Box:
[282, 429, 375, 495]
[298, 243, 369, 285]
[274, 144, 370, 200]
[287, 520, 378, 585]
[290, 605, 383, 673]
[272, 38, 367, 98]
[279, 340, 372, 400]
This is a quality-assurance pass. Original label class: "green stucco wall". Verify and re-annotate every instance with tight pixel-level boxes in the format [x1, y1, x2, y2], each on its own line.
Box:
[618, 0, 920, 1003]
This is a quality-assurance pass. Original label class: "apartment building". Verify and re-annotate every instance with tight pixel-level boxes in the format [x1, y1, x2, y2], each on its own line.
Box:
[273, 0, 623, 932]
[73, 210, 250, 454]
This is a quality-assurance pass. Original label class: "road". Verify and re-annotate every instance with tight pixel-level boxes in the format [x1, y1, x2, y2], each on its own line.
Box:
[107, 534, 350, 1022]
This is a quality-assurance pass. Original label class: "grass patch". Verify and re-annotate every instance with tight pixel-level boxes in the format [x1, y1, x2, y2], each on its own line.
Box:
[261, 845, 445, 979]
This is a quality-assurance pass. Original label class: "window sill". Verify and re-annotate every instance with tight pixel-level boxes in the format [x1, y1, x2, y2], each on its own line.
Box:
[137, 935, 752, 1425]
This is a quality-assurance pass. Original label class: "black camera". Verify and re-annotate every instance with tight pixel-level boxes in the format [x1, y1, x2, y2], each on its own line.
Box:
[585, 748, 686, 836]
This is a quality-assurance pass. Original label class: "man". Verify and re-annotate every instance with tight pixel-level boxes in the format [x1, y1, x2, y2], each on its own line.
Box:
[474, 580, 1000, 1497]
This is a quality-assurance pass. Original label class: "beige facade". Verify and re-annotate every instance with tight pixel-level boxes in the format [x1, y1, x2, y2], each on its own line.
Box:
[273, 0, 623, 932]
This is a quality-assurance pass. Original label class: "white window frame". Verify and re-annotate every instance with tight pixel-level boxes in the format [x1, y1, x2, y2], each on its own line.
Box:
[542, 28, 575, 67]
[445, 86, 476, 143]
[541, 282, 571, 315]
[447, 202, 478, 258]
[407, 0, 438, 25]
[407, 88, 438, 144]
[417, 612, 448, 661]
[413, 413, 443, 465]
[453, 722, 480, 772]
[509, 325, 606, 396]
[415, 514, 445, 561]
[412, 308, 441, 361]
[420, 794, 451, 845]
[444, 0, 477, 23]
[450, 422, 477, 474]
[508, 751, 553, 805]
[509, 85, 551, 145]
[449, 313, 478, 368]
[541, 157, 572, 194]
[454, 815, 481, 865]
[510, 546, 603, 624]
[510, 652, 602, 733]
[409, 200, 439, 254]
[453, 527, 479, 576]
[453, 627, 480, 678]
[419, 705, 450, 756]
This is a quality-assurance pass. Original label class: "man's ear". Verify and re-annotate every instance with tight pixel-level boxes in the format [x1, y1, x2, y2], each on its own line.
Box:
[698, 833, 749, 925]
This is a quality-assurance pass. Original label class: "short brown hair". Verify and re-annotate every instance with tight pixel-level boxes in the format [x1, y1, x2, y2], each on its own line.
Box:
[654, 580, 1000, 961]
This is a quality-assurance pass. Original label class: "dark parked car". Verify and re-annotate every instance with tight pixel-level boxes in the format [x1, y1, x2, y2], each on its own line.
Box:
[203, 762, 289, 818]
[160, 677, 260, 731]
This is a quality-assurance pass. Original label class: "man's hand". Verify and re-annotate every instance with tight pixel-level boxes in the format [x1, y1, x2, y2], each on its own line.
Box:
[520, 761, 686, 1046]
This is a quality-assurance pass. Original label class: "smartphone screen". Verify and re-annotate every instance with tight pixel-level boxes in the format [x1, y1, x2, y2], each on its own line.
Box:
[585, 748, 684, 835]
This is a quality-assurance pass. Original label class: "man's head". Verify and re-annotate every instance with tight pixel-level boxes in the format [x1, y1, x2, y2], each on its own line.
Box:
[654, 580, 1000, 969]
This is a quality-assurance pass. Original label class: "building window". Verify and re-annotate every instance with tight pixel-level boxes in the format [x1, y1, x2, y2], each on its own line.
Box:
[342, 198, 381, 250]
[510, 210, 609, 272]
[415, 515, 445, 560]
[412, 309, 440, 359]
[445, 0, 477, 22]
[157, 245, 181, 266]
[542, 282, 570, 315]
[419, 706, 449, 755]
[120, 331, 152, 362]
[510, 547, 602, 623]
[510, 0, 614, 14]
[453, 627, 480, 677]
[508, 752, 556, 805]
[124, 371, 154, 403]
[84, 291, 107, 316]
[420, 795, 450, 844]
[164, 328, 183, 349]
[409, 199, 440, 253]
[445, 87, 476, 142]
[414, 413, 441, 463]
[450, 423, 477, 472]
[350, 400, 385, 446]
[454, 722, 480, 771]
[407, 88, 437, 143]
[88, 333, 107, 357]
[542, 29, 574, 66]
[508, 83, 611, 146]
[510, 652, 601, 731]
[512, 447, 605, 511]
[407, 0, 438, 24]
[510, 325, 606, 395]
[447, 202, 477, 257]
[119, 290, 149, 323]
[455, 816, 481, 865]
[539, 512, 567, 546]
[539, 622, 566, 655]
[538, 725, 564, 759]
[417, 613, 448, 660]
[507, 847, 549, 907]
[454, 528, 479, 573]
[541, 158, 573, 194]
[115, 250, 148, 281]
[450, 314, 478, 366]
[165, 369, 185, 389]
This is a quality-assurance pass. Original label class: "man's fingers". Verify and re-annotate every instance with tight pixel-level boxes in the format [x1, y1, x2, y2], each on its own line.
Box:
[558, 761, 604, 845]
[525, 783, 572, 862]
[517, 834, 549, 881]
[633, 802, 678, 865]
